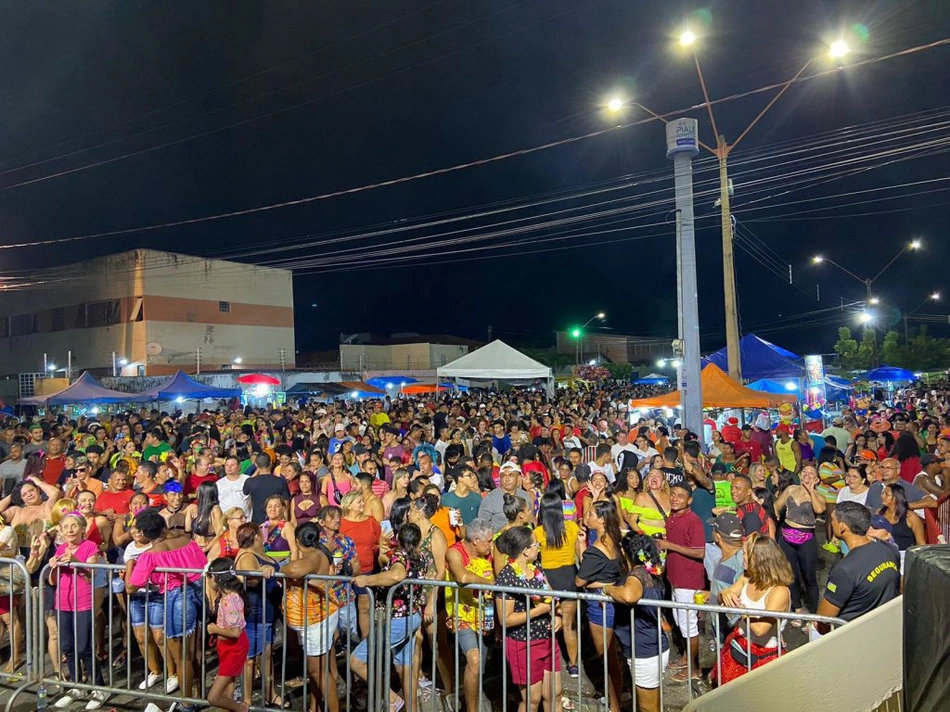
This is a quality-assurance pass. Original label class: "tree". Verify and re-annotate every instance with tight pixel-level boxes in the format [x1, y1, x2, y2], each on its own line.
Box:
[856, 329, 877, 370]
[834, 327, 860, 369]
[605, 363, 634, 381]
[881, 330, 902, 366]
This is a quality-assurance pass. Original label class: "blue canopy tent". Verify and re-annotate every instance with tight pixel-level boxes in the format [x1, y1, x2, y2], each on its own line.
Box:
[20, 372, 151, 406]
[703, 334, 803, 381]
[366, 376, 418, 391]
[861, 366, 917, 383]
[824, 375, 854, 402]
[745, 378, 801, 397]
[137, 370, 242, 401]
[632, 373, 670, 385]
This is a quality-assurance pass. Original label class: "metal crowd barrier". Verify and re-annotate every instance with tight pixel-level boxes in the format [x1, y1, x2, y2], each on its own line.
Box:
[375, 579, 848, 712]
[0, 559, 848, 712]
[3, 560, 372, 712]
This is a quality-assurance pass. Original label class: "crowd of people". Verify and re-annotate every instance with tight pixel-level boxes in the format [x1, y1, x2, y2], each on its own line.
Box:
[0, 381, 943, 712]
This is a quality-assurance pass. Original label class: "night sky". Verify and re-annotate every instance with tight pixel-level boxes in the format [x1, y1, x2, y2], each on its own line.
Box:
[1, 0, 948, 356]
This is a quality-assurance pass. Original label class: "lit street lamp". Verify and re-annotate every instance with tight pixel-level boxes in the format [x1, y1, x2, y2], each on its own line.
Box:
[571, 313, 605, 365]
[905, 291, 940, 345]
[812, 239, 922, 306]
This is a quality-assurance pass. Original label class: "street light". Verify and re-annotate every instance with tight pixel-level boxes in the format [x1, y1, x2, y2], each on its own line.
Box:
[606, 96, 624, 113]
[905, 291, 941, 344]
[829, 39, 850, 59]
[811, 239, 922, 305]
[233, 357, 243, 365]
[679, 30, 696, 46]
[572, 313, 605, 365]
[858, 312, 875, 324]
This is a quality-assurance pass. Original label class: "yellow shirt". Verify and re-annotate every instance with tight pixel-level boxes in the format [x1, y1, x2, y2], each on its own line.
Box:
[534, 520, 579, 569]
[445, 542, 494, 632]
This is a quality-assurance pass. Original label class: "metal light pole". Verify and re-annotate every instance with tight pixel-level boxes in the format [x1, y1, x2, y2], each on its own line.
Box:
[666, 118, 703, 437]
[813, 241, 922, 362]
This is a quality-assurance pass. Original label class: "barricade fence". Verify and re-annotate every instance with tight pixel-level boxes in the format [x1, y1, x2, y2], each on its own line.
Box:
[0, 560, 846, 712]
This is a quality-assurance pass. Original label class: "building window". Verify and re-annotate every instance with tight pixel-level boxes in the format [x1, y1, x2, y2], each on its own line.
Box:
[50, 308, 65, 332]
[10, 314, 36, 337]
[0, 317, 8, 338]
[219, 301, 231, 313]
[130, 297, 144, 322]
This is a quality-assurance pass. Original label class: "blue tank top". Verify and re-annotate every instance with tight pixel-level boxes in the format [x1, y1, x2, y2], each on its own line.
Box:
[633, 579, 670, 658]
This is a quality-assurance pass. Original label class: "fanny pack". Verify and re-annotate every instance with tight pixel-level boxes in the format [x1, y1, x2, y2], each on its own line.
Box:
[781, 527, 814, 545]
[729, 635, 780, 668]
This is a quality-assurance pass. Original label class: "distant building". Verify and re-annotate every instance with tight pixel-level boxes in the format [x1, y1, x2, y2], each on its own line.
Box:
[555, 330, 672, 364]
[338, 333, 479, 371]
[0, 249, 295, 377]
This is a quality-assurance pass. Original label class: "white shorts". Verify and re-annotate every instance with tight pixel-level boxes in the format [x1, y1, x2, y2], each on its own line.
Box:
[672, 588, 699, 639]
[629, 649, 670, 689]
[291, 610, 340, 657]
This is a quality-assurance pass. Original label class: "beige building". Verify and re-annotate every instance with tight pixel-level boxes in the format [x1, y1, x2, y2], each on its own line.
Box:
[0, 249, 295, 376]
[340, 342, 469, 371]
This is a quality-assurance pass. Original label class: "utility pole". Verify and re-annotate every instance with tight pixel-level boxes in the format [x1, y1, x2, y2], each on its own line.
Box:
[667, 118, 703, 438]
[718, 138, 741, 381]
[196, 347, 201, 376]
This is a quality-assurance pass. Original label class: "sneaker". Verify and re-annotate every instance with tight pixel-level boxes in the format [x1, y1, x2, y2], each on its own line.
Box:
[821, 541, 840, 554]
[418, 677, 433, 690]
[84, 691, 110, 711]
[165, 675, 179, 694]
[567, 664, 579, 678]
[54, 689, 84, 709]
[144, 705, 163, 712]
[139, 672, 162, 690]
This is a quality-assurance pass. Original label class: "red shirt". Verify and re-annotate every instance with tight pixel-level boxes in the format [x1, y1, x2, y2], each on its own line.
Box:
[42, 455, 66, 485]
[96, 489, 135, 515]
[340, 516, 381, 575]
[733, 438, 762, 464]
[665, 508, 705, 590]
[522, 460, 550, 487]
[185, 472, 219, 497]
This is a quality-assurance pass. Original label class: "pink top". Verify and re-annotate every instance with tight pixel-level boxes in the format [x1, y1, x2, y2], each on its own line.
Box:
[216, 591, 246, 630]
[128, 540, 206, 594]
[55, 540, 99, 612]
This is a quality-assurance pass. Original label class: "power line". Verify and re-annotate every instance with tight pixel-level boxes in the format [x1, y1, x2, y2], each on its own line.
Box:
[0, 35, 946, 250]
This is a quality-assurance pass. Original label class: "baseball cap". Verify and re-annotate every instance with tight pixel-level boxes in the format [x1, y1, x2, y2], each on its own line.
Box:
[164, 481, 184, 494]
[29, 423, 43, 431]
[353, 444, 368, 456]
[334, 424, 345, 432]
[858, 449, 878, 461]
[708, 512, 745, 541]
[832, 416, 844, 425]
[499, 462, 522, 475]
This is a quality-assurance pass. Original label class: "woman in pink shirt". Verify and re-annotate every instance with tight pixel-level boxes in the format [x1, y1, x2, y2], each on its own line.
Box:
[49, 511, 111, 710]
[127, 508, 207, 712]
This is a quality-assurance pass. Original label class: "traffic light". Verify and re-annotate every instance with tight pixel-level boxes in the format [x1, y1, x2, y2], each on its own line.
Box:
[570, 327, 581, 338]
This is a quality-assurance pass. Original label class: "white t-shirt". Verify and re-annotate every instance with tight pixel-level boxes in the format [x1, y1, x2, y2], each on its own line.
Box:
[632, 447, 660, 470]
[216, 475, 251, 517]
[836, 487, 869, 506]
[587, 460, 616, 484]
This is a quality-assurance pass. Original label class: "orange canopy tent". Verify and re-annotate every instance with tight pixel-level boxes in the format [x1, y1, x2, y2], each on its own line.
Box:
[402, 383, 452, 395]
[630, 363, 797, 409]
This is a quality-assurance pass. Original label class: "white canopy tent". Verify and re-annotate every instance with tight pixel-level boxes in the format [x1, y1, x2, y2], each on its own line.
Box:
[437, 340, 554, 398]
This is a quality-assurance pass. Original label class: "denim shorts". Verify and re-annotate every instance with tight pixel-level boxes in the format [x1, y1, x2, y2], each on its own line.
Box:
[156, 584, 199, 639]
[246, 621, 274, 659]
[586, 600, 617, 628]
[129, 594, 164, 628]
[352, 613, 421, 668]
